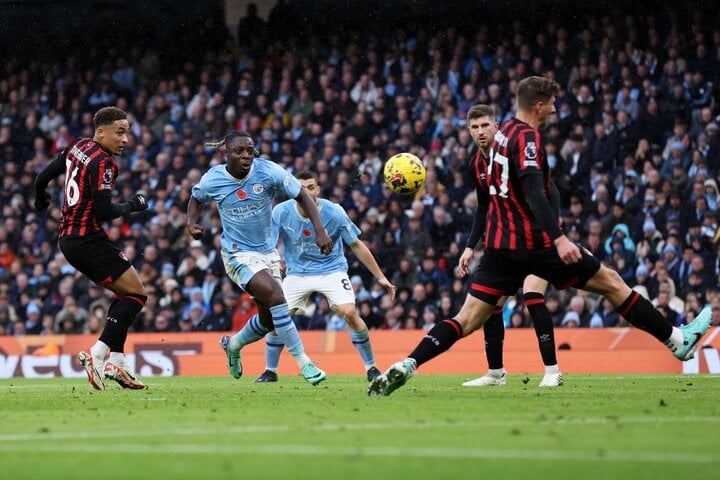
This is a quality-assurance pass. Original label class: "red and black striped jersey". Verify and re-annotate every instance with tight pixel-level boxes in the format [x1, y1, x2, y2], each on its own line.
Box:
[58, 138, 118, 237]
[484, 118, 554, 251]
[470, 149, 490, 194]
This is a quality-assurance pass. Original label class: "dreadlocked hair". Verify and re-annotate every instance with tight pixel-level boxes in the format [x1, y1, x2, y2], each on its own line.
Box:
[205, 131, 255, 151]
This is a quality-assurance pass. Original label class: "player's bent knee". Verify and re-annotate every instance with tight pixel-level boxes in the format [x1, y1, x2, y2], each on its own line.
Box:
[523, 275, 548, 294]
[588, 265, 624, 294]
[336, 305, 364, 329]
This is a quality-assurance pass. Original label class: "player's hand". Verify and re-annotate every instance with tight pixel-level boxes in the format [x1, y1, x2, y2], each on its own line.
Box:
[34, 191, 51, 212]
[378, 277, 397, 301]
[315, 229, 333, 255]
[457, 247, 474, 278]
[188, 223, 204, 240]
[554, 235, 582, 265]
[127, 193, 148, 212]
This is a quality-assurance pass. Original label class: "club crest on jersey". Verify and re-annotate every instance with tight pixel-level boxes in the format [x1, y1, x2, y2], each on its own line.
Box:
[302, 228, 312, 237]
[236, 189, 247, 200]
[252, 183, 264, 194]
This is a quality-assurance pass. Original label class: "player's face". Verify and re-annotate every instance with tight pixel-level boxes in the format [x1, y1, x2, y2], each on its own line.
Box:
[467, 115, 498, 150]
[536, 96, 557, 129]
[226, 136, 256, 178]
[97, 120, 129, 155]
[299, 178, 320, 202]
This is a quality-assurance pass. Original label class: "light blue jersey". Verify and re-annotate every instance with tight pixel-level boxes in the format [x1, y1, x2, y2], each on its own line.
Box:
[273, 198, 360, 275]
[192, 159, 301, 254]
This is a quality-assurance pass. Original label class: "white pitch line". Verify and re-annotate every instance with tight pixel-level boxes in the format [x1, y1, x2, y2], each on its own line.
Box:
[0, 442, 717, 464]
[1, 416, 719, 442]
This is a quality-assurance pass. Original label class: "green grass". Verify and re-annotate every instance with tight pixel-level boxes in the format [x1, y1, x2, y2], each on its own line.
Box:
[1, 374, 719, 480]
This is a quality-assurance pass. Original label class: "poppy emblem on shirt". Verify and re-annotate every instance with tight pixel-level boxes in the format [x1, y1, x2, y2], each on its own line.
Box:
[236, 189, 247, 200]
[302, 228, 312, 237]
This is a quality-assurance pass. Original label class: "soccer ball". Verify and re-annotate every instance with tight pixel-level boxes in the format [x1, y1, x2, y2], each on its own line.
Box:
[383, 153, 426, 195]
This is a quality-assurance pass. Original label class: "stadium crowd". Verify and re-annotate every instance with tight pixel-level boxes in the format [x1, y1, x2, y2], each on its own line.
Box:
[1, 1, 720, 336]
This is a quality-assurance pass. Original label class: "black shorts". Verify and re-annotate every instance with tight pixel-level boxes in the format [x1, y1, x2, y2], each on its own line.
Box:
[59, 234, 132, 286]
[468, 245, 602, 304]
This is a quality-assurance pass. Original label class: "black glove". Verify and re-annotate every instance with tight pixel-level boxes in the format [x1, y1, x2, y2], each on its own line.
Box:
[34, 191, 51, 212]
[127, 193, 148, 212]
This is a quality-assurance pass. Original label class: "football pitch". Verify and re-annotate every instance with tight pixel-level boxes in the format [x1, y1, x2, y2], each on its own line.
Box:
[1, 374, 719, 480]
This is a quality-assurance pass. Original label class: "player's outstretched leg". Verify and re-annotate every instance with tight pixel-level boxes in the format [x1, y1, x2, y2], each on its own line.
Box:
[270, 303, 327, 385]
[669, 306, 713, 360]
[367, 359, 416, 397]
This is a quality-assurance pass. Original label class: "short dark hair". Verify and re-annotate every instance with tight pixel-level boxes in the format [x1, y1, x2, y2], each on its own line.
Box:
[466, 104, 495, 123]
[296, 170, 318, 182]
[516, 76, 560, 111]
[93, 107, 127, 128]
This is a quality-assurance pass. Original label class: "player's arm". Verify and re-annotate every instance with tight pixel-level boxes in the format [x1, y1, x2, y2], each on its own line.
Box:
[90, 156, 147, 221]
[522, 174, 580, 264]
[296, 189, 333, 254]
[33, 152, 65, 211]
[186, 195, 204, 240]
[515, 129, 579, 265]
[548, 179, 561, 221]
[94, 193, 147, 221]
[523, 174, 563, 240]
[458, 187, 488, 277]
[349, 239, 396, 301]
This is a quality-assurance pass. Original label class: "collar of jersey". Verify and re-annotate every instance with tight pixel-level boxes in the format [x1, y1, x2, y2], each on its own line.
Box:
[223, 162, 254, 184]
[294, 198, 323, 219]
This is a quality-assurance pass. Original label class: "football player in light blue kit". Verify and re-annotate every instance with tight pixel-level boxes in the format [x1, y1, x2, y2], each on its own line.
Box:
[187, 131, 333, 385]
[256, 170, 396, 383]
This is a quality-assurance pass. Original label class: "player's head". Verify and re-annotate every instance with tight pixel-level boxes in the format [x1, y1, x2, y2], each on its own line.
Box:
[516, 76, 559, 128]
[93, 106, 129, 155]
[466, 104, 498, 151]
[206, 131, 259, 178]
[296, 170, 320, 200]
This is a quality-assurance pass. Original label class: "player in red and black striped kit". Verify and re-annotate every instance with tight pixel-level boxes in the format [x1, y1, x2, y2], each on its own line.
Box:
[369, 77, 712, 397]
[459, 104, 563, 388]
[34, 106, 149, 391]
